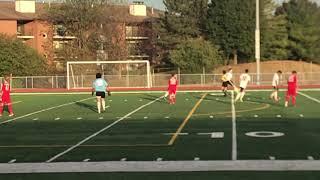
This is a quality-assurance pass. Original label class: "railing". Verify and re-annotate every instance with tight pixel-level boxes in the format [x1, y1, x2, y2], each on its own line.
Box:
[5, 72, 320, 89]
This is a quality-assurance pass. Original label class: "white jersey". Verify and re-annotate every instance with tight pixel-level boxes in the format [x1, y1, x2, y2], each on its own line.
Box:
[225, 71, 233, 81]
[239, 73, 251, 89]
[272, 73, 280, 87]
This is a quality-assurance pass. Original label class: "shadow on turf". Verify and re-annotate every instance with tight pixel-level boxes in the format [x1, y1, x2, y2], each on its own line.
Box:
[75, 102, 97, 113]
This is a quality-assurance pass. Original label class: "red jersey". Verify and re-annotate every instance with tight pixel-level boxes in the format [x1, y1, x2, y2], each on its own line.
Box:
[287, 74, 297, 96]
[287, 74, 297, 88]
[168, 77, 178, 95]
[1, 81, 11, 101]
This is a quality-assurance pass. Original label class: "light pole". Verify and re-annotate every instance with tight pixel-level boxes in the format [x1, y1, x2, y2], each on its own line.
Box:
[255, 0, 261, 85]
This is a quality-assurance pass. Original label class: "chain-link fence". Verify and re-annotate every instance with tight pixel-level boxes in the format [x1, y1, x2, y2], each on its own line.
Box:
[7, 72, 320, 89]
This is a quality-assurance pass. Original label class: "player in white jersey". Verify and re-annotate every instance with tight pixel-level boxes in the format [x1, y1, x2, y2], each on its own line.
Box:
[235, 69, 251, 102]
[270, 70, 282, 102]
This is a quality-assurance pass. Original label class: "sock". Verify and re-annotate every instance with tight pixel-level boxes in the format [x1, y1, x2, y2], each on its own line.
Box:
[240, 92, 245, 101]
[8, 103, 13, 114]
[173, 97, 176, 104]
[285, 101, 289, 107]
[292, 96, 296, 106]
[0, 103, 3, 114]
[235, 93, 241, 102]
[101, 99, 106, 111]
[274, 91, 278, 101]
[97, 100, 101, 113]
[270, 92, 275, 99]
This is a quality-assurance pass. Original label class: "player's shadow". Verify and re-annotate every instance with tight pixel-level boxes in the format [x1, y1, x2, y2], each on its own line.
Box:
[141, 94, 167, 104]
[191, 93, 231, 105]
[75, 102, 97, 113]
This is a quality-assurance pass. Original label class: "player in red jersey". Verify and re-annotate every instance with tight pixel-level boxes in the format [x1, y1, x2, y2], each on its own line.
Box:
[285, 71, 298, 107]
[0, 75, 14, 117]
[167, 73, 178, 105]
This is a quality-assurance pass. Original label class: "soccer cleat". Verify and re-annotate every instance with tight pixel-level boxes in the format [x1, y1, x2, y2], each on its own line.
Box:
[8, 113, 14, 117]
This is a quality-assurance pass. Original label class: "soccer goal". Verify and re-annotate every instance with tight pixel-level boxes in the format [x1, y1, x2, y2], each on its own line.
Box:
[66, 60, 151, 90]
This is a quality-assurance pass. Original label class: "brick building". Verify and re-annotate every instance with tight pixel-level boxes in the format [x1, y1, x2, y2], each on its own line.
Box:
[0, 0, 159, 69]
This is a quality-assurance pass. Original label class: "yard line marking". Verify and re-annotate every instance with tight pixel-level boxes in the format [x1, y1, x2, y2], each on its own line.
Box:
[46, 96, 164, 163]
[12, 101, 22, 105]
[0, 97, 93, 125]
[298, 92, 320, 103]
[231, 91, 237, 161]
[8, 159, 16, 163]
[308, 156, 314, 160]
[163, 133, 188, 136]
[83, 159, 90, 162]
[168, 93, 207, 146]
[269, 156, 276, 160]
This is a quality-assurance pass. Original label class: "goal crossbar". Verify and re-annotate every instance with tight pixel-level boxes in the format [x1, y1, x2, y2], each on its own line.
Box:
[66, 60, 151, 90]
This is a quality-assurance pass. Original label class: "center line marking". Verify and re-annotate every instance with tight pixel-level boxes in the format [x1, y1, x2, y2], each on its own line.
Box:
[168, 93, 207, 146]
[46, 96, 164, 163]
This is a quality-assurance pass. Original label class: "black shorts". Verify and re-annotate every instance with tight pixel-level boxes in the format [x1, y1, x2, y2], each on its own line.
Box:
[96, 91, 106, 98]
[222, 81, 232, 87]
[240, 87, 245, 92]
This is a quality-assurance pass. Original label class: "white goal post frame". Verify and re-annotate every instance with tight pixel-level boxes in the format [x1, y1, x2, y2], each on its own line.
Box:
[66, 60, 151, 90]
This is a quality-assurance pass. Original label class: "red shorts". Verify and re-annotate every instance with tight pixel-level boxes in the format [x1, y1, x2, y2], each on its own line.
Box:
[1, 95, 11, 104]
[287, 87, 297, 96]
[168, 88, 177, 95]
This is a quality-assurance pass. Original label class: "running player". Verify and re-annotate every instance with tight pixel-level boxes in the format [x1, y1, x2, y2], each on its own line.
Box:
[235, 69, 251, 102]
[0, 75, 14, 117]
[221, 70, 228, 97]
[285, 71, 298, 107]
[92, 73, 109, 114]
[270, 70, 282, 102]
[168, 73, 178, 105]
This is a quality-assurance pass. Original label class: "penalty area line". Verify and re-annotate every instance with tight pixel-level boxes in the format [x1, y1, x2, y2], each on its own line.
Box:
[46, 95, 164, 163]
[0, 97, 94, 125]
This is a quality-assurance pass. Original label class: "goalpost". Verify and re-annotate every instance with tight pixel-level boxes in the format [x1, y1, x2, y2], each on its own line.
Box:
[66, 60, 151, 90]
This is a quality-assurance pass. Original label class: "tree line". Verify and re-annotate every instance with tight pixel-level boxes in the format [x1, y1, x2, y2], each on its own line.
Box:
[155, 0, 320, 72]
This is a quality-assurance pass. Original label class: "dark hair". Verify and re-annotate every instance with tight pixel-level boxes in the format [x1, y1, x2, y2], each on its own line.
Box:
[292, 71, 297, 74]
[96, 73, 102, 79]
[222, 70, 226, 74]
[228, 68, 232, 71]
[277, 70, 282, 74]
[171, 73, 176, 77]
[245, 69, 249, 73]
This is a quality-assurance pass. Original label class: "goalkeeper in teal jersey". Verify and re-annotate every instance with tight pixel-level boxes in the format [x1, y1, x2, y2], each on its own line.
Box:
[92, 73, 110, 114]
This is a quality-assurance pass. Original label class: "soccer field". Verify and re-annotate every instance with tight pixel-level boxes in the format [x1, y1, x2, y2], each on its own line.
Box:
[0, 90, 320, 178]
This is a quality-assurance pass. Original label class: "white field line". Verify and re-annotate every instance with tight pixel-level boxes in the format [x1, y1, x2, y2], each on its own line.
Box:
[46, 96, 164, 163]
[0, 97, 93, 125]
[231, 91, 237, 161]
[298, 92, 320, 103]
[12, 101, 23, 105]
[4, 160, 320, 173]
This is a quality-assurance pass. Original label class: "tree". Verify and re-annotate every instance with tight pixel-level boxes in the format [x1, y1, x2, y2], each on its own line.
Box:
[169, 38, 223, 73]
[0, 34, 47, 76]
[206, 0, 256, 64]
[278, 0, 320, 61]
[45, 0, 127, 62]
[260, 0, 290, 60]
[154, 0, 209, 64]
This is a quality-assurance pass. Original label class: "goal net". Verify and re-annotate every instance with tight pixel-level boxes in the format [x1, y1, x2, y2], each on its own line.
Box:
[66, 60, 151, 89]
